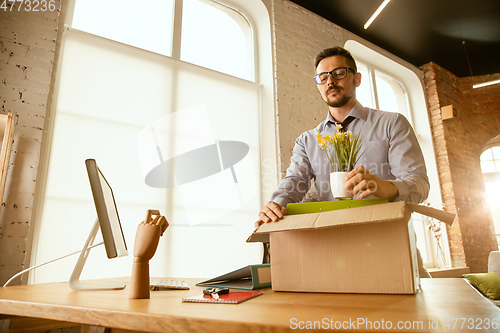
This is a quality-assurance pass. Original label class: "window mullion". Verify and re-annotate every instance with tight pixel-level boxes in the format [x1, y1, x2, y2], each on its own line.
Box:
[369, 68, 379, 109]
[172, 0, 183, 59]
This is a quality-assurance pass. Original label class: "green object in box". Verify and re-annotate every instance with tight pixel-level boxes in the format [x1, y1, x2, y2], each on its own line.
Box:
[286, 198, 388, 215]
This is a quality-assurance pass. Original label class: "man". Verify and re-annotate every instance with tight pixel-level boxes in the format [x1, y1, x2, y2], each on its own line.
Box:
[257, 46, 429, 225]
[256, 46, 431, 276]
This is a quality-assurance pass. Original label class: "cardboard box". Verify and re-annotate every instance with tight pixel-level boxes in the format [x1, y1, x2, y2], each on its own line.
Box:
[247, 201, 455, 294]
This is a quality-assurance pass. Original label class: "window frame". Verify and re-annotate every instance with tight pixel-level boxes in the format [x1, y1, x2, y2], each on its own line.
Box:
[481, 146, 500, 175]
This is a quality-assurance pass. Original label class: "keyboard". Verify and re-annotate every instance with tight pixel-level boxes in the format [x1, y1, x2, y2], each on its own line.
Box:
[150, 278, 190, 291]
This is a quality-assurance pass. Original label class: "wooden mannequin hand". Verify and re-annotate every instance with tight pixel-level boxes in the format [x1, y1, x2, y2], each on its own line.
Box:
[133, 212, 168, 262]
[129, 210, 169, 299]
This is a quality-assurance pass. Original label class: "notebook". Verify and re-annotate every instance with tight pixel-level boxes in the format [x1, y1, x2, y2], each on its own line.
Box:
[181, 291, 263, 304]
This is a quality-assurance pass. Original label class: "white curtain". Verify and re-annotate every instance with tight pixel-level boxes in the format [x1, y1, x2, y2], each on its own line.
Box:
[33, 28, 262, 283]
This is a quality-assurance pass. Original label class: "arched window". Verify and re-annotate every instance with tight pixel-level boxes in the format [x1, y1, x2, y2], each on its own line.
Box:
[481, 146, 500, 174]
[481, 146, 500, 247]
[31, 0, 273, 283]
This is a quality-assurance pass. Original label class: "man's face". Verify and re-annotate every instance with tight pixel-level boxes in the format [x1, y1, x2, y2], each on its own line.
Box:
[316, 55, 361, 108]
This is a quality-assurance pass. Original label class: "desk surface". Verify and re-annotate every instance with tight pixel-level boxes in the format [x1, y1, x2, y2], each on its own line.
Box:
[0, 278, 499, 332]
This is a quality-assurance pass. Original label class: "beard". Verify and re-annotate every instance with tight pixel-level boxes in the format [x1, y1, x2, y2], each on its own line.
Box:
[323, 79, 356, 108]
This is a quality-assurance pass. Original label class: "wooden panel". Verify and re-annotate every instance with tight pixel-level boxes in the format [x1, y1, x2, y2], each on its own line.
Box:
[0, 113, 14, 212]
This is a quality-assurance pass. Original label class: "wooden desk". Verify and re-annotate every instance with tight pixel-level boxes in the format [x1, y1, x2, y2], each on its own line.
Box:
[0, 278, 498, 332]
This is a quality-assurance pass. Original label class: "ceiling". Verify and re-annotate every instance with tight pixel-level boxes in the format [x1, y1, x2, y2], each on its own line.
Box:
[289, 0, 500, 77]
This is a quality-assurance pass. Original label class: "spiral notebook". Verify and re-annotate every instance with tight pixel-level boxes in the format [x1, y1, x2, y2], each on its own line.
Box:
[182, 291, 263, 304]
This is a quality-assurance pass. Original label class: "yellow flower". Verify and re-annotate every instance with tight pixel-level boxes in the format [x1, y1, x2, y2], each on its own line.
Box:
[316, 127, 365, 172]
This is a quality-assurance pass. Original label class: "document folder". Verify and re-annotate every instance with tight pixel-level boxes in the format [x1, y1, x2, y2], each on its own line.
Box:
[196, 264, 271, 290]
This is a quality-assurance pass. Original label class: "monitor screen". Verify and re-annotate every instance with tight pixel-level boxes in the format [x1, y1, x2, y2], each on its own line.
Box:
[85, 159, 128, 258]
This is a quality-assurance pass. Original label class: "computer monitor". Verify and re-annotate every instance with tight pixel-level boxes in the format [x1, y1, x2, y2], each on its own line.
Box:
[86, 159, 128, 259]
[69, 159, 128, 291]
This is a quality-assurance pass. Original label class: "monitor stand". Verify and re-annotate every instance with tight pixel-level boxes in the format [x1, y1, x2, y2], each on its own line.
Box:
[69, 219, 126, 291]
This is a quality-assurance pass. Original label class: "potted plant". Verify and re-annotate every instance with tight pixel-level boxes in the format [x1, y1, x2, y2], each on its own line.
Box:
[316, 123, 365, 199]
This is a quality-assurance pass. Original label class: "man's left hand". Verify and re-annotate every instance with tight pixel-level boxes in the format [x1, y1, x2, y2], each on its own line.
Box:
[344, 165, 399, 201]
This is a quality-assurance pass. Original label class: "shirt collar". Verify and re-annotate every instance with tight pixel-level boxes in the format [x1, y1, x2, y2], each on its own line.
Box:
[326, 101, 368, 124]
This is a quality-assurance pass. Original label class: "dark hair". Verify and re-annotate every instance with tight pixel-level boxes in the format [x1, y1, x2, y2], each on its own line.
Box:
[314, 46, 357, 72]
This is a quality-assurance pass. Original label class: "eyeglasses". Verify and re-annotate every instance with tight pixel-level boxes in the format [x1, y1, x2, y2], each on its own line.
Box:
[314, 67, 356, 85]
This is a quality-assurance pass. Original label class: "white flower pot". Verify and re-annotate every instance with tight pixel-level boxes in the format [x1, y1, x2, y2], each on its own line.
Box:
[330, 171, 353, 200]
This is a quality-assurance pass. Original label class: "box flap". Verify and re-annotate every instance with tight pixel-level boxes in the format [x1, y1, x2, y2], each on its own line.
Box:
[245, 231, 269, 243]
[315, 201, 405, 228]
[406, 203, 455, 226]
[247, 201, 405, 242]
[254, 212, 321, 233]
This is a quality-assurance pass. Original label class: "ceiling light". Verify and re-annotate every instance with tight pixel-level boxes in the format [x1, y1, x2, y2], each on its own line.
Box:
[473, 79, 500, 89]
[364, 0, 391, 29]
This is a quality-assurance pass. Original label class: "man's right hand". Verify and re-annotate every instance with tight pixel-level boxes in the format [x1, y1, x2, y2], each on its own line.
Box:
[255, 201, 287, 228]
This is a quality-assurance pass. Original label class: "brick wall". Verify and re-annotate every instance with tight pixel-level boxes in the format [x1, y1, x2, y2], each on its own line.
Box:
[421, 62, 500, 272]
[0, 1, 61, 285]
[270, 0, 343, 177]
